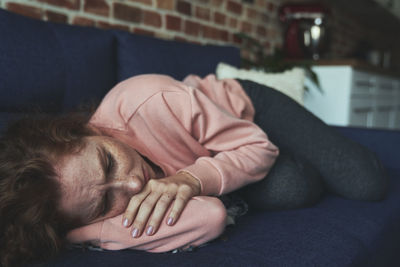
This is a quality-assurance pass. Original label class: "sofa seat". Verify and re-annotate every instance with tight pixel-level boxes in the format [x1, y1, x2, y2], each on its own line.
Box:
[41, 166, 400, 267]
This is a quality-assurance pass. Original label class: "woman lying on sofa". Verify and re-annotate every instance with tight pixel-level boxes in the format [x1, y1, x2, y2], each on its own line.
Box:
[0, 74, 388, 267]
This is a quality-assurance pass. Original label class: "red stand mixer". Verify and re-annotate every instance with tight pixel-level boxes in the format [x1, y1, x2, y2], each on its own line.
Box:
[279, 3, 331, 60]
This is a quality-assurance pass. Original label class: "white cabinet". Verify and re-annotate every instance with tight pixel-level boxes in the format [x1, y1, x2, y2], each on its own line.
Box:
[304, 66, 400, 129]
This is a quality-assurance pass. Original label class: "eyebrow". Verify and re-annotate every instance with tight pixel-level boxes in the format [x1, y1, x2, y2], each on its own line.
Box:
[98, 146, 108, 178]
[86, 146, 108, 221]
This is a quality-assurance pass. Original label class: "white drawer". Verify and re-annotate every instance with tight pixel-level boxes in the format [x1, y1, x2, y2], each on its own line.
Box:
[373, 96, 396, 128]
[377, 76, 396, 96]
[373, 107, 393, 128]
[352, 70, 377, 95]
[374, 95, 397, 108]
[395, 81, 400, 105]
[309, 66, 400, 129]
[393, 107, 400, 129]
[349, 97, 374, 127]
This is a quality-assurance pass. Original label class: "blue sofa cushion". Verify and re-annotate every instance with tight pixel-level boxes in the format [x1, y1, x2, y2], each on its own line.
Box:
[41, 168, 400, 267]
[38, 127, 400, 267]
[50, 23, 117, 110]
[0, 9, 116, 113]
[115, 31, 241, 82]
[0, 112, 24, 135]
[0, 9, 64, 112]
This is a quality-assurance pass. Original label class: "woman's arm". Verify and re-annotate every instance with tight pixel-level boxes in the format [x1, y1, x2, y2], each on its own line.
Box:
[66, 196, 227, 252]
[121, 172, 201, 239]
[172, 82, 280, 196]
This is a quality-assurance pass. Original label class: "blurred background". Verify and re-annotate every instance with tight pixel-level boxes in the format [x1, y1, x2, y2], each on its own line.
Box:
[1, 0, 399, 72]
[1, 0, 400, 129]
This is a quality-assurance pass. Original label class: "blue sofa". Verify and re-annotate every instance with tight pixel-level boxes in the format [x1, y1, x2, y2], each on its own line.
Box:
[1, 9, 400, 267]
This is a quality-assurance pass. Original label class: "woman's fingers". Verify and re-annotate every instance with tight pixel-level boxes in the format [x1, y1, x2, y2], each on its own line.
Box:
[122, 189, 150, 227]
[166, 185, 193, 226]
[130, 192, 162, 238]
[123, 174, 200, 238]
[146, 186, 192, 236]
[145, 194, 174, 235]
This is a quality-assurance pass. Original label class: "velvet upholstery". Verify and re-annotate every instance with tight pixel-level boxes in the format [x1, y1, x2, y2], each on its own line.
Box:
[115, 31, 241, 82]
[41, 168, 400, 267]
[0, 9, 116, 114]
[1, 8, 399, 267]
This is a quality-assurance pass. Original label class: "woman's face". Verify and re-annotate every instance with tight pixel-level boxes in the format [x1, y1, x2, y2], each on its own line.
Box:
[55, 136, 156, 224]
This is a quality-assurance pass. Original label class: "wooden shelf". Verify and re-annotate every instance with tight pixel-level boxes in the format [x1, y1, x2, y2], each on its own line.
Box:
[311, 59, 400, 78]
[285, 58, 400, 78]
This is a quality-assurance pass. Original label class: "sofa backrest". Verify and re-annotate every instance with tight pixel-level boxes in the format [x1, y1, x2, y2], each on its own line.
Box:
[0, 9, 240, 133]
[115, 31, 240, 82]
[0, 9, 117, 132]
[0, 9, 118, 110]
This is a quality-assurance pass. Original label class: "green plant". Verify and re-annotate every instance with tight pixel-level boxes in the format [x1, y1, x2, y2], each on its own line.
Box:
[236, 33, 322, 92]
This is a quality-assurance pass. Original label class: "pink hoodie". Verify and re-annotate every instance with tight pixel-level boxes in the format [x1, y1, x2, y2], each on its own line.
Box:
[66, 74, 279, 252]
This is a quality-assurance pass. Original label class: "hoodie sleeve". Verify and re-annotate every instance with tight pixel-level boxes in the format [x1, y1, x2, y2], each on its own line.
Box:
[66, 196, 227, 252]
[174, 83, 279, 196]
[118, 74, 279, 196]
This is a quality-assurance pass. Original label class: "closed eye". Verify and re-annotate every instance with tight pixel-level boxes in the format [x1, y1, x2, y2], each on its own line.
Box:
[101, 191, 110, 216]
[93, 146, 117, 218]
[105, 151, 115, 176]
[101, 150, 116, 216]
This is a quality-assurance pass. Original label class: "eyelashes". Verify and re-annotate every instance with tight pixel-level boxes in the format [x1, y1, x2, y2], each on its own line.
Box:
[101, 192, 110, 216]
[101, 151, 116, 216]
[106, 151, 115, 176]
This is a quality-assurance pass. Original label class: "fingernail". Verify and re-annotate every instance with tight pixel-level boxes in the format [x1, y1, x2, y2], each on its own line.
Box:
[132, 228, 139, 238]
[167, 217, 174, 226]
[123, 218, 129, 227]
[146, 225, 154, 236]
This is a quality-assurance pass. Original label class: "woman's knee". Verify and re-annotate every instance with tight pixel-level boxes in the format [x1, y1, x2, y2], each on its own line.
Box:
[330, 150, 389, 201]
[259, 175, 324, 210]
[239, 154, 325, 211]
[361, 152, 389, 201]
[348, 161, 388, 201]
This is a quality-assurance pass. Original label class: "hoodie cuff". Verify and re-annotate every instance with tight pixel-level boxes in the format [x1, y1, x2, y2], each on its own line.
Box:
[179, 159, 221, 196]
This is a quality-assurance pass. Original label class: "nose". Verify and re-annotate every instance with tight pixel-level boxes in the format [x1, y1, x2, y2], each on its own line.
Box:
[111, 175, 143, 196]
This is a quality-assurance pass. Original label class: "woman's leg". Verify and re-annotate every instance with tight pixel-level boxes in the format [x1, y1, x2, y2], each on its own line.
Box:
[237, 151, 325, 211]
[238, 79, 388, 201]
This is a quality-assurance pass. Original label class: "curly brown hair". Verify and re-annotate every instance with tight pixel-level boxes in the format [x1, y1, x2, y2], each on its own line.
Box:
[0, 112, 97, 267]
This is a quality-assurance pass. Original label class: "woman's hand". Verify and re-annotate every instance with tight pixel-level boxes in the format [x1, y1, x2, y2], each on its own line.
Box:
[122, 172, 201, 238]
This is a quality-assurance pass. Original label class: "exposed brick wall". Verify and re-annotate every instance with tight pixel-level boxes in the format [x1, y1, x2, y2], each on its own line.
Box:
[0, 0, 283, 63]
[0, 0, 399, 70]
[326, 4, 399, 64]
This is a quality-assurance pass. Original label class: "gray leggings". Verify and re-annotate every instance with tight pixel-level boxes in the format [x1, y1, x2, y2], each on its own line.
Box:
[236, 79, 388, 211]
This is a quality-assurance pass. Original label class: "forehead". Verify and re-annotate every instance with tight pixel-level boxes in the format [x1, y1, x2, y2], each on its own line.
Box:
[55, 138, 104, 216]
[57, 139, 99, 186]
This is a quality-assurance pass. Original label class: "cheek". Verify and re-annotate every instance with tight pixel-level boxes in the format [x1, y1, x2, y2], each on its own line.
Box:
[119, 143, 141, 167]
[109, 192, 131, 216]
